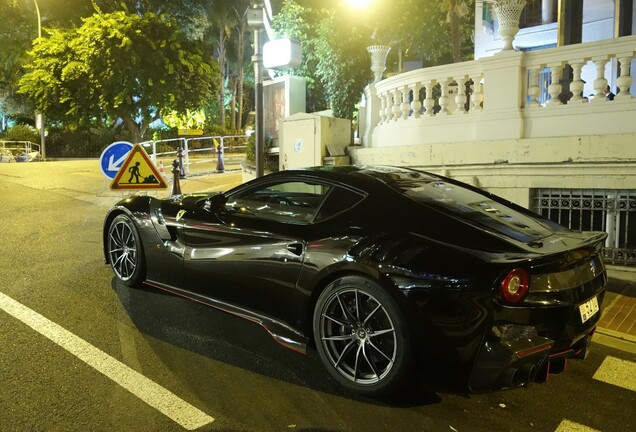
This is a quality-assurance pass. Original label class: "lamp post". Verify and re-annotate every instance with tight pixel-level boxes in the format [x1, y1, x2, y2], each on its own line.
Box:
[32, 0, 46, 160]
[33, 0, 41, 39]
[247, 4, 266, 178]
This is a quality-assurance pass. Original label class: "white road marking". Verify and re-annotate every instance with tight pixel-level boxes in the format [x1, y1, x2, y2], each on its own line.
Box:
[593, 356, 636, 392]
[555, 420, 600, 432]
[0, 292, 213, 430]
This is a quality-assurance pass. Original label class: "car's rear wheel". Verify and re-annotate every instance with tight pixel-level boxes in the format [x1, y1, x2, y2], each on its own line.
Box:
[107, 214, 145, 286]
[313, 275, 412, 396]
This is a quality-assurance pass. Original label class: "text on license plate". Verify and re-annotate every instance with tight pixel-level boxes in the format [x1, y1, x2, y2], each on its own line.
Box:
[579, 296, 600, 323]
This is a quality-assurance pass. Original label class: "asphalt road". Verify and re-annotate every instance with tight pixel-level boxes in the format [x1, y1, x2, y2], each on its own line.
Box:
[1, 160, 635, 432]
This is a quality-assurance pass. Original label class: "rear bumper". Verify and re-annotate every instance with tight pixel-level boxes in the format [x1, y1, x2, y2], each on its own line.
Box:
[468, 274, 605, 392]
[468, 325, 596, 392]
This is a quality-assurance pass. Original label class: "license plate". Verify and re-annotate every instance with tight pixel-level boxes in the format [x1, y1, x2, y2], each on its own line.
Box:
[579, 296, 600, 323]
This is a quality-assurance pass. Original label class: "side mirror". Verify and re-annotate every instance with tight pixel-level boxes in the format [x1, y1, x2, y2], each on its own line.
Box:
[203, 193, 227, 212]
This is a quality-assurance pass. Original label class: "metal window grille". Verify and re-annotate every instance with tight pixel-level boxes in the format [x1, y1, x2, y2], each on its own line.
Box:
[531, 189, 636, 267]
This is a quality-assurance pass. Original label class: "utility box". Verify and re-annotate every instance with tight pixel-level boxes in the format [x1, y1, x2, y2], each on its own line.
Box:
[281, 112, 351, 171]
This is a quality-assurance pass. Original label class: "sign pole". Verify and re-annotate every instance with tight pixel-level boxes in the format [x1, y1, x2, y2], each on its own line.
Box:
[253, 27, 264, 178]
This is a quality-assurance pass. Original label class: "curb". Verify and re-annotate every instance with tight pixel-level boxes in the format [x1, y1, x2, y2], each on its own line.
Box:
[593, 327, 636, 355]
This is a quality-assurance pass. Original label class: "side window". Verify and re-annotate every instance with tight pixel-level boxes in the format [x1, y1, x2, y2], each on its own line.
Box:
[315, 186, 366, 222]
[226, 181, 331, 224]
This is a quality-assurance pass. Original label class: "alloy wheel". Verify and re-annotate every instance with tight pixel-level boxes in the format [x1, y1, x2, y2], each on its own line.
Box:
[318, 288, 397, 384]
[108, 218, 138, 282]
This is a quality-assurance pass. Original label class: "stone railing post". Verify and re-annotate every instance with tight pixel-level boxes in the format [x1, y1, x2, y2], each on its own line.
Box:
[547, 63, 564, 105]
[526, 66, 542, 107]
[569, 61, 585, 103]
[616, 55, 633, 99]
[400, 87, 410, 120]
[362, 84, 381, 147]
[438, 79, 450, 115]
[592, 57, 609, 102]
[471, 75, 484, 112]
[454, 76, 468, 114]
[423, 81, 436, 117]
[476, 51, 525, 140]
[410, 83, 422, 119]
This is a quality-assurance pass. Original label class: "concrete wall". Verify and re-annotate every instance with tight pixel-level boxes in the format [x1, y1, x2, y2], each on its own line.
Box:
[348, 133, 636, 207]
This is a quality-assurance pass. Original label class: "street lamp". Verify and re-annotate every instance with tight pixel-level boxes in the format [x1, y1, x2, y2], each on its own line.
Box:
[32, 0, 46, 160]
[247, 3, 267, 178]
[347, 0, 373, 8]
[32, 0, 41, 39]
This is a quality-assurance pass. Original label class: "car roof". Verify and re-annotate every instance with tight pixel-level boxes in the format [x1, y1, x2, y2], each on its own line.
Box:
[270, 165, 439, 191]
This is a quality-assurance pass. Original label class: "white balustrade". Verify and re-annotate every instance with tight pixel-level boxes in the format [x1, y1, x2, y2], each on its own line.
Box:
[522, 36, 635, 107]
[361, 35, 636, 147]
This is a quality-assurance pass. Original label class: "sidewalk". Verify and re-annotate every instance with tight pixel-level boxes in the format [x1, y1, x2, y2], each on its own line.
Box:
[594, 266, 636, 354]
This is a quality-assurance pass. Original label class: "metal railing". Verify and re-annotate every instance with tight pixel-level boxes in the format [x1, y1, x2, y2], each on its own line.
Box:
[138, 135, 249, 175]
[532, 188, 636, 266]
[0, 141, 41, 162]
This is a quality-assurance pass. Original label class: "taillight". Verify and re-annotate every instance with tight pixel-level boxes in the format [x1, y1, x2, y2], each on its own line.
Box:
[500, 268, 530, 304]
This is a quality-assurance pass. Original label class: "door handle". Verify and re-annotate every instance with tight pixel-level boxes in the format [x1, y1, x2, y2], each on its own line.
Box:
[286, 242, 303, 256]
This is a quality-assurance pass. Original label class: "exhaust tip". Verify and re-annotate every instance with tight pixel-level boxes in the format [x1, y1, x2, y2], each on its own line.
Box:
[519, 363, 537, 386]
[499, 368, 520, 388]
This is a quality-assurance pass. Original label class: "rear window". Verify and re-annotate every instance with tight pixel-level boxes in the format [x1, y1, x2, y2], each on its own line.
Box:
[385, 172, 559, 243]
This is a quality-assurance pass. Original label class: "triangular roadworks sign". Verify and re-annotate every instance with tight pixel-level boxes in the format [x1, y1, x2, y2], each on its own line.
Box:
[110, 144, 167, 190]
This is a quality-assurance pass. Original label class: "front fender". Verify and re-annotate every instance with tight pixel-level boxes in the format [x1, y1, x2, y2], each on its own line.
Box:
[103, 195, 153, 264]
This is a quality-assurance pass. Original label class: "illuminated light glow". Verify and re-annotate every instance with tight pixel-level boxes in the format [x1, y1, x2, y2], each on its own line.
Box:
[263, 38, 302, 69]
[348, 0, 373, 8]
[0, 292, 214, 430]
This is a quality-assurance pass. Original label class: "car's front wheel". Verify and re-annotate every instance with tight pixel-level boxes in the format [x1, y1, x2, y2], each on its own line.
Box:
[313, 275, 412, 396]
[106, 214, 145, 286]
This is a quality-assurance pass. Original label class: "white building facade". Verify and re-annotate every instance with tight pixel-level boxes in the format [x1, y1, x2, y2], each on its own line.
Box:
[354, 0, 636, 267]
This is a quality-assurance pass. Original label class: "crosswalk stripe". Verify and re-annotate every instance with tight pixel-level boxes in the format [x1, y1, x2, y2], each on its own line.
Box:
[593, 355, 636, 392]
[555, 419, 600, 432]
[0, 291, 214, 430]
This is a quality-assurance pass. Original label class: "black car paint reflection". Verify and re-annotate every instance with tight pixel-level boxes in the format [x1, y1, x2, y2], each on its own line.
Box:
[104, 165, 607, 396]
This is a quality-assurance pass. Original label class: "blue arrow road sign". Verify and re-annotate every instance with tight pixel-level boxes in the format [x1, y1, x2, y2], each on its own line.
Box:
[100, 141, 134, 179]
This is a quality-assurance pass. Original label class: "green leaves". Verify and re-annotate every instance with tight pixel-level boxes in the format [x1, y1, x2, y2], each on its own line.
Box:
[18, 10, 219, 142]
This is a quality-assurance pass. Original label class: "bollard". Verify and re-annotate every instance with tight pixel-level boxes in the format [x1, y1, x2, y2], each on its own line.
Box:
[216, 143, 225, 173]
[177, 146, 186, 179]
[170, 159, 182, 197]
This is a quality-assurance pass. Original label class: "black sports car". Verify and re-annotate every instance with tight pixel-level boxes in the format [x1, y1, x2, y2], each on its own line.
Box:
[103, 165, 607, 396]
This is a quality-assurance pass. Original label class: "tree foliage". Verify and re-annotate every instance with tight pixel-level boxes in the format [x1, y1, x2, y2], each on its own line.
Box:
[272, 1, 329, 113]
[18, 11, 219, 143]
[273, 0, 475, 121]
[3, 0, 476, 146]
[314, 11, 372, 120]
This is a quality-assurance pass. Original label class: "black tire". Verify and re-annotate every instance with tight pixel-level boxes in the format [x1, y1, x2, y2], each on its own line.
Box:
[106, 214, 146, 286]
[313, 275, 412, 396]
